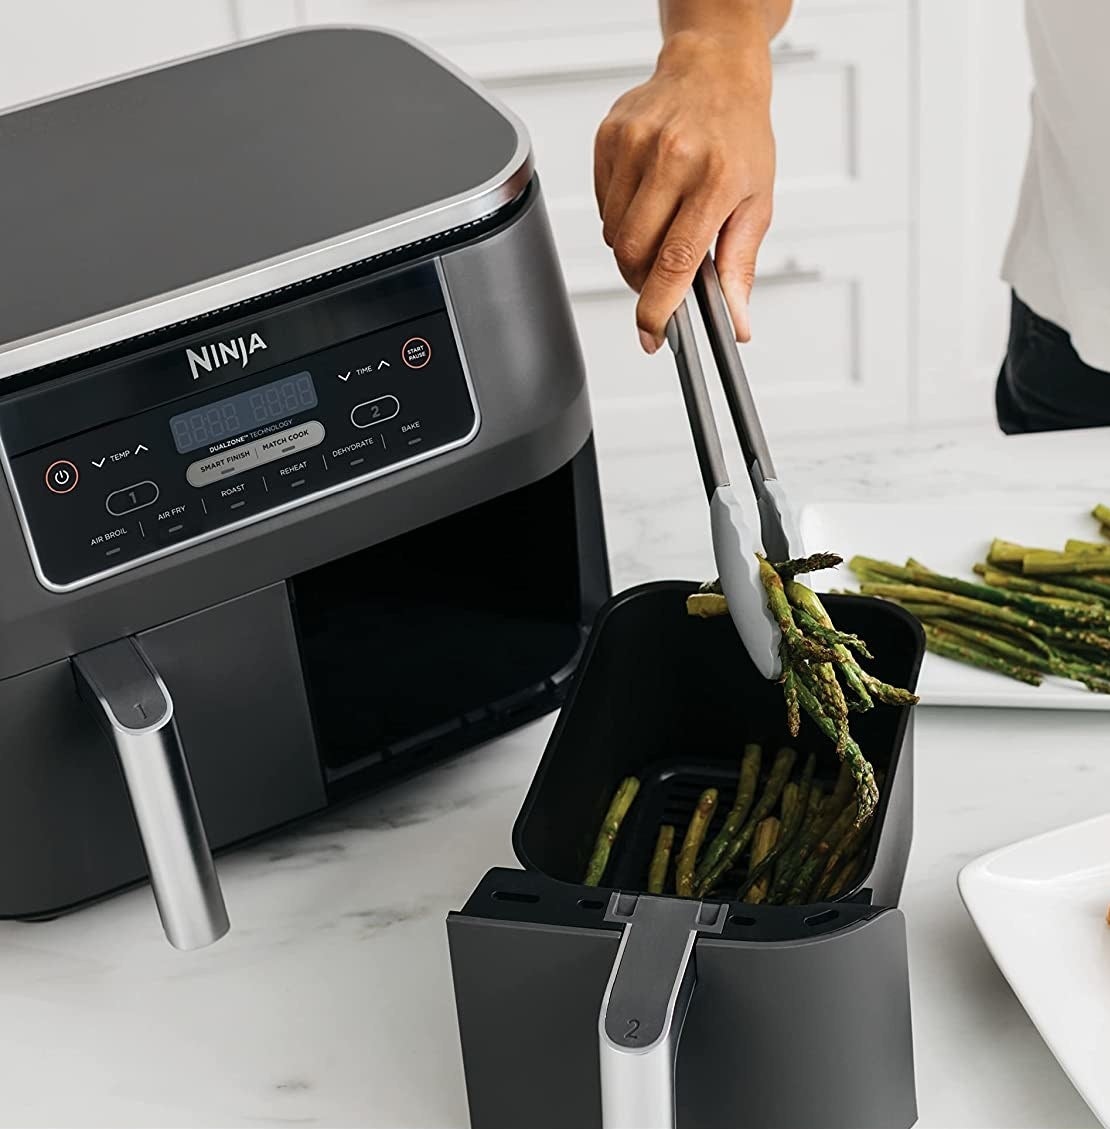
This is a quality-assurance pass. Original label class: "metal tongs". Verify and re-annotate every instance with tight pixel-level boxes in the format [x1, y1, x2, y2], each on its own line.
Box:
[666, 256, 804, 680]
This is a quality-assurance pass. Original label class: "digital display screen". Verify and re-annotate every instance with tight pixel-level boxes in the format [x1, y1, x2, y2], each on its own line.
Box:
[169, 372, 317, 454]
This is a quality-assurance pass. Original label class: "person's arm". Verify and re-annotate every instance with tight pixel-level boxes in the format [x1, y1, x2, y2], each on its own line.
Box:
[593, 0, 792, 352]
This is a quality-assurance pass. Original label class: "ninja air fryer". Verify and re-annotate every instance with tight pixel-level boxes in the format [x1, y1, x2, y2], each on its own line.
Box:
[0, 28, 608, 947]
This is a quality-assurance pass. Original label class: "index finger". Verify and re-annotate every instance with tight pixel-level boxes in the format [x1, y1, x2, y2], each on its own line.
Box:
[634, 195, 734, 349]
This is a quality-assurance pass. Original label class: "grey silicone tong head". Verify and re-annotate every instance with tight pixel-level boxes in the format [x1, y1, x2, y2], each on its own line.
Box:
[666, 256, 804, 680]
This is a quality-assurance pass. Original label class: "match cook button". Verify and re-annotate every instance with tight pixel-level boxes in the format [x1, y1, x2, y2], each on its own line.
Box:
[401, 337, 431, 369]
[255, 420, 325, 465]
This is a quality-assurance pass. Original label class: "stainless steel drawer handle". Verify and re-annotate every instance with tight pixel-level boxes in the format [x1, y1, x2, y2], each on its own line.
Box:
[486, 61, 651, 90]
[487, 42, 816, 91]
[772, 41, 819, 65]
[73, 638, 229, 950]
[758, 259, 824, 287]
[598, 893, 727, 1129]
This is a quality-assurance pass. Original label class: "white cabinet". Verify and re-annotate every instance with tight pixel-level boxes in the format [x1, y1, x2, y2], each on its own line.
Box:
[0, 0, 237, 110]
[577, 227, 908, 459]
[770, 5, 910, 234]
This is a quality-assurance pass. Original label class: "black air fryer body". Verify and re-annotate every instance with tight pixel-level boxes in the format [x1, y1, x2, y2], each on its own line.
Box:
[0, 29, 607, 926]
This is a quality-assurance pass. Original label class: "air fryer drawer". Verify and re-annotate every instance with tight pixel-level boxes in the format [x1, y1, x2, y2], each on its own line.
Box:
[0, 582, 324, 918]
[138, 582, 325, 846]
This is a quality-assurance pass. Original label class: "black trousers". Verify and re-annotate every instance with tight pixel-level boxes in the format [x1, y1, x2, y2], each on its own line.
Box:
[996, 291, 1110, 434]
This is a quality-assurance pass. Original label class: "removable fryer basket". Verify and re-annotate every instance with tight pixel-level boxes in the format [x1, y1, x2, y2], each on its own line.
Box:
[449, 581, 925, 1129]
[513, 581, 923, 906]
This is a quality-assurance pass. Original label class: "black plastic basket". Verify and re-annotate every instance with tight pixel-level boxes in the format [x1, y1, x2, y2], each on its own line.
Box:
[514, 581, 923, 906]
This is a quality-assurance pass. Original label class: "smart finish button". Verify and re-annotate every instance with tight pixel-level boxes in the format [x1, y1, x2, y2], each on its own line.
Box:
[402, 337, 431, 369]
[45, 459, 79, 494]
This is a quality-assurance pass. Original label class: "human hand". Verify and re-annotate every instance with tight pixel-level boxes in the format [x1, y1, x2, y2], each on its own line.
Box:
[594, 28, 776, 352]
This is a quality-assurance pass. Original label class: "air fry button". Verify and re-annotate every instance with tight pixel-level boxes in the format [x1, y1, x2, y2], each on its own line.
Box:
[45, 459, 79, 494]
[402, 337, 431, 369]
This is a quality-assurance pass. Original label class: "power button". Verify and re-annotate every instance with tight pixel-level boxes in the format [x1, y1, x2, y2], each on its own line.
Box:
[45, 459, 79, 494]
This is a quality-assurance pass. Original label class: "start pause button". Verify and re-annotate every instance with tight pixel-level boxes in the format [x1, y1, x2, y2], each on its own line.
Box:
[402, 336, 431, 369]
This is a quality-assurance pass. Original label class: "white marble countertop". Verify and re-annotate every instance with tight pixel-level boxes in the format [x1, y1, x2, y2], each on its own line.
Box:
[4, 422, 1109, 1128]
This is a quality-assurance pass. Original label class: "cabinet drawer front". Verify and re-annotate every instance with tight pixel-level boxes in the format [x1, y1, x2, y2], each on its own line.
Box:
[576, 229, 909, 456]
[297, 1, 906, 56]
[298, 2, 908, 237]
[494, 8, 906, 231]
[295, 0, 654, 43]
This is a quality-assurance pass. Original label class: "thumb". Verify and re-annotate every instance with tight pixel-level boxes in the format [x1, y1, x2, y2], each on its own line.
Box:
[714, 199, 771, 343]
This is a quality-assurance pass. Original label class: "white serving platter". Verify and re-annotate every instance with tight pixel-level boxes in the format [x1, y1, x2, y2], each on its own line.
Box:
[959, 815, 1110, 1128]
[799, 502, 1110, 709]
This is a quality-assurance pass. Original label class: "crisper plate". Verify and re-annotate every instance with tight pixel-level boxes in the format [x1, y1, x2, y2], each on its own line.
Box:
[800, 502, 1110, 710]
[959, 815, 1110, 1128]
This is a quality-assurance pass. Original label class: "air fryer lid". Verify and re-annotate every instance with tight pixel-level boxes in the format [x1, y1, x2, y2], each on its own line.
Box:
[0, 28, 530, 376]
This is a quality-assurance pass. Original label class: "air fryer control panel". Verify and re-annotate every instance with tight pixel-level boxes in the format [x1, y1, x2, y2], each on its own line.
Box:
[0, 261, 479, 590]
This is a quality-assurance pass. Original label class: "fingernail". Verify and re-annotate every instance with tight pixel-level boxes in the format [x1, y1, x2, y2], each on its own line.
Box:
[638, 329, 659, 355]
[734, 301, 751, 344]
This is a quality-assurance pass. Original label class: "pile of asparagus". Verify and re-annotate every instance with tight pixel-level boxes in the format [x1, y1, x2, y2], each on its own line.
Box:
[850, 509, 1110, 691]
[583, 747, 873, 904]
[687, 553, 917, 825]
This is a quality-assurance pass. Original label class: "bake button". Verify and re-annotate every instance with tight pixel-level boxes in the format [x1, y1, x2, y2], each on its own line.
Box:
[401, 337, 431, 369]
[105, 480, 160, 516]
[350, 395, 400, 429]
[45, 459, 79, 494]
